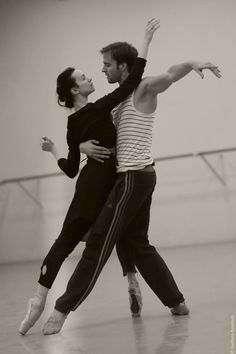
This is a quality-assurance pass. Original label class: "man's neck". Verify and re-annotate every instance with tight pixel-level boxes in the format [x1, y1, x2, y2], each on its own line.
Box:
[119, 71, 129, 85]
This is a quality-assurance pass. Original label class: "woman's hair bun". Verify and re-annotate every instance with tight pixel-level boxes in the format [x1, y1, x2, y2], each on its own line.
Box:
[56, 67, 75, 108]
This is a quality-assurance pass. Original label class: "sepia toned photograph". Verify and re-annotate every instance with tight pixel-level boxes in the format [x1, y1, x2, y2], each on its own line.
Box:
[0, 0, 235, 353]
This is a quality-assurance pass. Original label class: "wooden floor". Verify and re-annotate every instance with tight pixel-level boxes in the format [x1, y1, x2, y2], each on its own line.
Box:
[0, 241, 235, 354]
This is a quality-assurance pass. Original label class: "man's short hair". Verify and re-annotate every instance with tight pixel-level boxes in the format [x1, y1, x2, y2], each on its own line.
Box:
[100, 42, 138, 72]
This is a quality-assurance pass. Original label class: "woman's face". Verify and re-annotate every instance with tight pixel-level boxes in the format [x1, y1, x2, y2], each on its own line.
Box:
[72, 69, 95, 97]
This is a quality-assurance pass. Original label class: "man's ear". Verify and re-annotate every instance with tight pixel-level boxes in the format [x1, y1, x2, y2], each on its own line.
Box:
[118, 62, 128, 72]
[70, 86, 79, 95]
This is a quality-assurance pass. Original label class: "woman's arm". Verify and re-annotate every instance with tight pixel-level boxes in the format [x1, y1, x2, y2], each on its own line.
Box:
[57, 124, 81, 178]
[41, 128, 80, 179]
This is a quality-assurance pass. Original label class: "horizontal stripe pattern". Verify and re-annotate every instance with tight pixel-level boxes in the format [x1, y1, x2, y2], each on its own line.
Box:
[112, 92, 156, 172]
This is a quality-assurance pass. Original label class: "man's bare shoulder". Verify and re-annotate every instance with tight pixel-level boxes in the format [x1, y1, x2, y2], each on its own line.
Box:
[136, 76, 152, 91]
[135, 76, 156, 98]
[134, 77, 158, 114]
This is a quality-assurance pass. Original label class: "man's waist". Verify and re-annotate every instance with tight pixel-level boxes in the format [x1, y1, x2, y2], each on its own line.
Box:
[117, 161, 155, 173]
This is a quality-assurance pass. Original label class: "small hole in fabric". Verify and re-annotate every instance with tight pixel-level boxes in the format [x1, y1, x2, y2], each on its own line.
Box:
[41, 265, 47, 275]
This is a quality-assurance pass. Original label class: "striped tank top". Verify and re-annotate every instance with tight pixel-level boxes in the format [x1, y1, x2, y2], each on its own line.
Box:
[112, 91, 156, 173]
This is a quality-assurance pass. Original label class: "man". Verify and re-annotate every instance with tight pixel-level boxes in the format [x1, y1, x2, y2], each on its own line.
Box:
[79, 43, 221, 312]
[42, 28, 221, 335]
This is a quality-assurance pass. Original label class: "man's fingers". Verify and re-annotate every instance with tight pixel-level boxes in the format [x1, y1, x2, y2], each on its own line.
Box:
[211, 67, 222, 77]
[204, 63, 221, 72]
[203, 64, 221, 78]
[148, 18, 160, 25]
[93, 147, 111, 155]
[93, 153, 110, 159]
[88, 141, 111, 154]
[91, 153, 107, 162]
[147, 18, 156, 24]
[210, 68, 222, 78]
[194, 62, 221, 79]
[147, 18, 160, 31]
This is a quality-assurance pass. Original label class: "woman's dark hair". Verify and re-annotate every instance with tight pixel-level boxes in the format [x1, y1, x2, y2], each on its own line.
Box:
[56, 67, 76, 108]
[100, 42, 138, 72]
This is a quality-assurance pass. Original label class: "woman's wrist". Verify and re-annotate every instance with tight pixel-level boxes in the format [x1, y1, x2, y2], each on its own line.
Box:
[51, 146, 60, 160]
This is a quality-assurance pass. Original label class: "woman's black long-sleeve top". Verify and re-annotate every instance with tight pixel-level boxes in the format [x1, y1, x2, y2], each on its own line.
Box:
[57, 57, 146, 178]
[57, 57, 146, 223]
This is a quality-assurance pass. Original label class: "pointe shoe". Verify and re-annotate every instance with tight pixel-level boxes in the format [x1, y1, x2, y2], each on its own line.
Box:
[171, 302, 190, 316]
[18, 297, 45, 335]
[128, 281, 143, 317]
[42, 310, 67, 335]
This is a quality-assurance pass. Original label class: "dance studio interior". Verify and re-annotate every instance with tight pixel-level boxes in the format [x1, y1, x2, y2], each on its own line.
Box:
[0, 0, 235, 353]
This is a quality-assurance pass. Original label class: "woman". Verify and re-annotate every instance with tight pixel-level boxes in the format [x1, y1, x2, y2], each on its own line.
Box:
[19, 18, 160, 335]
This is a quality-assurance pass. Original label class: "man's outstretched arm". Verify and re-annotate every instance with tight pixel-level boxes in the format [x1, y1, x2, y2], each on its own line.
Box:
[140, 61, 221, 95]
[80, 61, 221, 161]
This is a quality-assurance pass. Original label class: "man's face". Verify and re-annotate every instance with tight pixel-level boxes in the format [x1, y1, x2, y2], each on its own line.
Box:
[102, 52, 122, 84]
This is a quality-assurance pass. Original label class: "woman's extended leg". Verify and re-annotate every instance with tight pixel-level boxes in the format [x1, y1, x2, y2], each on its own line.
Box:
[18, 217, 91, 335]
